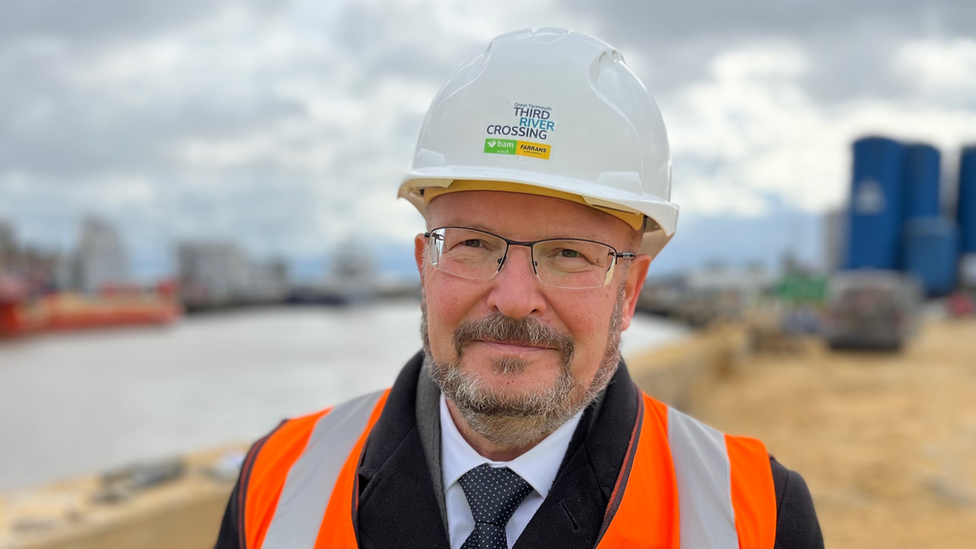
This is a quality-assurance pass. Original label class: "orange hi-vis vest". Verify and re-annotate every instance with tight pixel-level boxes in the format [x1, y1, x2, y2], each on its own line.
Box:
[239, 390, 777, 549]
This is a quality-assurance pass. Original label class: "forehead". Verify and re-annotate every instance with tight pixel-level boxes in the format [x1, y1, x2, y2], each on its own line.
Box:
[426, 190, 633, 243]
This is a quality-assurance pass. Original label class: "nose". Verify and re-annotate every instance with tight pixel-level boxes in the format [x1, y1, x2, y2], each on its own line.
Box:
[485, 245, 547, 319]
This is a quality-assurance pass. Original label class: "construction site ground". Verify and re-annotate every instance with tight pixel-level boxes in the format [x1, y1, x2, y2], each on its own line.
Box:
[689, 319, 976, 549]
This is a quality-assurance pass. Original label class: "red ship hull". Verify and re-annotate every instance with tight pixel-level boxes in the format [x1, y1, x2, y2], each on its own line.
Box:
[0, 293, 181, 337]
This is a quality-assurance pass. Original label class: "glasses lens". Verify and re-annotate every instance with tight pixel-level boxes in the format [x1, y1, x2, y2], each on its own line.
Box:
[534, 240, 614, 289]
[428, 228, 506, 280]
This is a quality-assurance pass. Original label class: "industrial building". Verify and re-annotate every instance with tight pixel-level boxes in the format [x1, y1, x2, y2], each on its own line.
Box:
[844, 138, 976, 296]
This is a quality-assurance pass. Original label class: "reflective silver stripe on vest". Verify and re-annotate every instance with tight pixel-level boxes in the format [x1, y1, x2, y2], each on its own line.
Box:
[667, 407, 739, 549]
[262, 390, 384, 549]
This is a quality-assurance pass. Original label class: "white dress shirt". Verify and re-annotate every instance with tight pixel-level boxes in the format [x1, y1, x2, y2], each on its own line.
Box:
[440, 394, 583, 549]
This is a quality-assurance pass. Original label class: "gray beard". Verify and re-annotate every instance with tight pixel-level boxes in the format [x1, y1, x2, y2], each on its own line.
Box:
[421, 284, 627, 448]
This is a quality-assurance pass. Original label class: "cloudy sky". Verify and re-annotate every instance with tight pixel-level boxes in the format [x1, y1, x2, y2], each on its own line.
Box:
[2, 0, 975, 278]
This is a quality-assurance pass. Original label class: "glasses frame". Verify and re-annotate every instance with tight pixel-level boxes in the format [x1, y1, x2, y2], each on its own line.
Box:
[424, 226, 637, 289]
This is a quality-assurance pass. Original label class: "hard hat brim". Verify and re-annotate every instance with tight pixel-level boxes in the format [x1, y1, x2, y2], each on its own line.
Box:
[400, 167, 678, 237]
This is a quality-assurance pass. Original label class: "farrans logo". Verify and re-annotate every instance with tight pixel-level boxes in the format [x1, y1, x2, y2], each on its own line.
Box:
[484, 138, 551, 160]
[484, 138, 517, 155]
[516, 141, 551, 160]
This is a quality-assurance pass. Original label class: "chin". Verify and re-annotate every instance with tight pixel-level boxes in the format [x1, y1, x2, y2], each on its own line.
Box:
[480, 372, 561, 401]
[474, 361, 561, 393]
[464, 344, 564, 376]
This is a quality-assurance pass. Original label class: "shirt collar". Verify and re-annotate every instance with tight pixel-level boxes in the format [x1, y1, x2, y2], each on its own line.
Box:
[440, 393, 583, 499]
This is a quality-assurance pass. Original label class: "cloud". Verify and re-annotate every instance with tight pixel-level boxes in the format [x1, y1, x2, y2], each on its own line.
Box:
[0, 0, 286, 47]
[0, 0, 590, 258]
[664, 42, 976, 217]
[0, 0, 974, 276]
[565, 0, 975, 40]
[894, 38, 976, 105]
[562, 0, 976, 110]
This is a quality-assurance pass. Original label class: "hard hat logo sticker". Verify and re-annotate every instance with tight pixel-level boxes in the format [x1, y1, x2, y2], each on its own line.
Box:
[484, 139, 516, 155]
[484, 139, 550, 160]
[484, 98, 557, 160]
[516, 141, 551, 159]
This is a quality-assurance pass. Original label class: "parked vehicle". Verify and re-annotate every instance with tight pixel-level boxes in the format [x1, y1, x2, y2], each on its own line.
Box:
[823, 271, 921, 351]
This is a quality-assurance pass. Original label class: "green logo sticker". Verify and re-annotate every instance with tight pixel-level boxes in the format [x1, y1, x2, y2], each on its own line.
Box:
[484, 138, 517, 155]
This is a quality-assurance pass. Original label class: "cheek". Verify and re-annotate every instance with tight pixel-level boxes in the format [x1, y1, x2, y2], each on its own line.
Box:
[423, 275, 486, 356]
[549, 291, 616, 359]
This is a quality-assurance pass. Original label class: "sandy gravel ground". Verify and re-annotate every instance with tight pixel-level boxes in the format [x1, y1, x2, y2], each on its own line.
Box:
[690, 319, 976, 549]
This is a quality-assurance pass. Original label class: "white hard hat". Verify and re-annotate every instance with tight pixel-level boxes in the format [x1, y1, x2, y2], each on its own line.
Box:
[398, 28, 678, 257]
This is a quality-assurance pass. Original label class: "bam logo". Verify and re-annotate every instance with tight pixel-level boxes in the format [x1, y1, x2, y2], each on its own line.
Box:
[484, 138, 516, 155]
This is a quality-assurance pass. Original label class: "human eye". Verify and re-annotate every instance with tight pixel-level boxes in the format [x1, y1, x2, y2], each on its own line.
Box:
[450, 237, 497, 253]
[548, 245, 599, 269]
[442, 231, 499, 257]
[553, 244, 601, 264]
[540, 240, 611, 269]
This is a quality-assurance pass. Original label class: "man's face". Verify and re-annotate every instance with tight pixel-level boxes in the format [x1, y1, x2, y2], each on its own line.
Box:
[415, 190, 650, 446]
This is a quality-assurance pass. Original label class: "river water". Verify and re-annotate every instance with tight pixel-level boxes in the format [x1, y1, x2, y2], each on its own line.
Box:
[0, 301, 688, 491]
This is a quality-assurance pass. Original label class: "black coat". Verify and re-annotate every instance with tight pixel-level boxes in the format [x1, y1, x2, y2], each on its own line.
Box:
[216, 352, 823, 548]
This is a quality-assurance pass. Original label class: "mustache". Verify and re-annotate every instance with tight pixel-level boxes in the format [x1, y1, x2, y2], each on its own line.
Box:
[453, 313, 575, 364]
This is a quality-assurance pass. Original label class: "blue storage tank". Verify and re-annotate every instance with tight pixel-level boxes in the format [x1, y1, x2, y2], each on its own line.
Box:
[845, 137, 906, 270]
[903, 217, 959, 296]
[904, 143, 941, 219]
[959, 146, 976, 253]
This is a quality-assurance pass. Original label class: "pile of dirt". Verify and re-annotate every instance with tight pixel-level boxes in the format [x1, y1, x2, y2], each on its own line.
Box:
[690, 319, 976, 549]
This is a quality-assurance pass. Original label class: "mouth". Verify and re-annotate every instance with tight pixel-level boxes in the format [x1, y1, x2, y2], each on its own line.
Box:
[450, 313, 575, 366]
[474, 339, 556, 352]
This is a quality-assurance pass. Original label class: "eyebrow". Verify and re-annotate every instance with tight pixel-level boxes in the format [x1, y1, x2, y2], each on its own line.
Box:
[433, 221, 609, 243]
[445, 221, 498, 234]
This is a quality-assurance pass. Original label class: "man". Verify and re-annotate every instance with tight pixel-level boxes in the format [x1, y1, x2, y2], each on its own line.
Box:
[215, 29, 823, 549]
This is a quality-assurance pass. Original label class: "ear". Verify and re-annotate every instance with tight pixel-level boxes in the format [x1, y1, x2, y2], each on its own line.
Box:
[414, 233, 427, 284]
[619, 253, 651, 331]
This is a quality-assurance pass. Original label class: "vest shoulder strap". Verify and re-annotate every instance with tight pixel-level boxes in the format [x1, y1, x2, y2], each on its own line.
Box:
[725, 432, 778, 549]
[243, 390, 389, 549]
[597, 393, 776, 549]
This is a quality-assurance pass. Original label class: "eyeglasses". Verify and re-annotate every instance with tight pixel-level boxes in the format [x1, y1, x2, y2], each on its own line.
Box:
[424, 227, 635, 289]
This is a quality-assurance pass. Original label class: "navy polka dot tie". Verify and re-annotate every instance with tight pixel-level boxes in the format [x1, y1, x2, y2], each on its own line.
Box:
[458, 464, 534, 549]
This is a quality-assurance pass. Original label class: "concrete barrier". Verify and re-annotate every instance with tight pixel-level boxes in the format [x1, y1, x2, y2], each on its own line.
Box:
[626, 324, 750, 411]
[0, 447, 243, 549]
